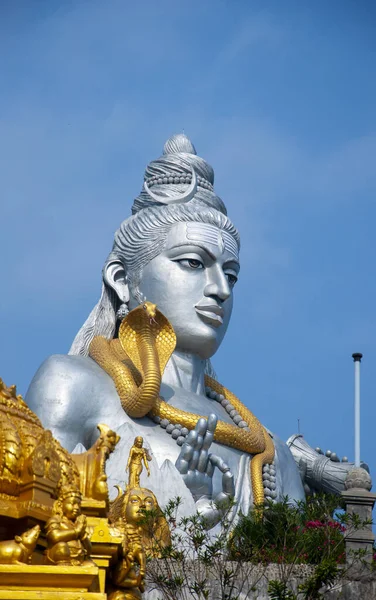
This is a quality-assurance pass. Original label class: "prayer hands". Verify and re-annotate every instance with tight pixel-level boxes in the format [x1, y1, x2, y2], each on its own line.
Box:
[175, 414, 235, 528]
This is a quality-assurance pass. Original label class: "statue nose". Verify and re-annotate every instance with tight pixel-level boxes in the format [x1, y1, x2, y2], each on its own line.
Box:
[204, 277, 231, 302]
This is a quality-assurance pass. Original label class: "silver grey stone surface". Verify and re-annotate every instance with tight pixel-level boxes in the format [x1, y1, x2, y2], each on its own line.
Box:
[25, 134, 356, 529]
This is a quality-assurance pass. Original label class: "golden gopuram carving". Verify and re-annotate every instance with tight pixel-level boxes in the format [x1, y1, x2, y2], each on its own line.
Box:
[0, 377, 169, 599]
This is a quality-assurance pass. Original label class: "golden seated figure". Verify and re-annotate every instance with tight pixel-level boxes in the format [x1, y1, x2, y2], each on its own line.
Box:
[45, 484, 93, 566]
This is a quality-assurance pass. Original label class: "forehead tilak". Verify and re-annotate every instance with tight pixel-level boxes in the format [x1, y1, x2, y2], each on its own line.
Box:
[186, 223, 239, 260]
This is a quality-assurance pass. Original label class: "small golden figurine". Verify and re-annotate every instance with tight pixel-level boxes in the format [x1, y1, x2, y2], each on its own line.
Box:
[0, 524, 40, 565]
[45, 484, 93, 566]
[126, 437, 151, 489]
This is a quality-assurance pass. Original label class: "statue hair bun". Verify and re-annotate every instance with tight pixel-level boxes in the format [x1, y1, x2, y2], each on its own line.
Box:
[131, 134, 226, 216]
[163, 133, 197, 156]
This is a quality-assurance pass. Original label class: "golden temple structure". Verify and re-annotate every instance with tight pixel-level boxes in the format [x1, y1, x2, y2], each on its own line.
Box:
[0, 377, 168, 599]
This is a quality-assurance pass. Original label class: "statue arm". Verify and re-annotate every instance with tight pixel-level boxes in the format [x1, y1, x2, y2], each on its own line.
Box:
[81, 532, 92, 556]
[287, 434, 369, 495]
[143, 451, 150, 475]
[126, 448, 134, 472]
[46, 519, 80, 545]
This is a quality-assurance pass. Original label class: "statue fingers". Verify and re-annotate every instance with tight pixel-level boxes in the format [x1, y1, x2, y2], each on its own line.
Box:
[185, 429, 199, 447]
[176, 460, 188, 475]
[196, 434, 204, 451]
[175, 439, 195, 474]
[197, 449, 209, 473]
[206, 458, 214, 478]
[195, 417, 209, 441]
[207, 413, 218, 434]
[213, 491, 233, 510]
[209, 453, 231, 474]
[212, 467, 235, 508]
[202, 414, 217, 451]
[221, 469, 235, 499]
[189, 449, 200, 471]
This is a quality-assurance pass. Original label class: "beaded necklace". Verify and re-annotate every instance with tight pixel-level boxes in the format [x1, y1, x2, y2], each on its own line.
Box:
[150, 384, 277, 503]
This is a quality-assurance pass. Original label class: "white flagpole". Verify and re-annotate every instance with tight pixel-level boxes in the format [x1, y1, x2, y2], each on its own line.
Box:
[352, 353, 362, 468]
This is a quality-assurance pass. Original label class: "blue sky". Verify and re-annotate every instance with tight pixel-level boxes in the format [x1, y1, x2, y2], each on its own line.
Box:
[1, 1, 376, 484]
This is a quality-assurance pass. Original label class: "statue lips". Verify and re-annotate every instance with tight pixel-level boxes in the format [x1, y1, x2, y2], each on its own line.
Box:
[194, 302, 224, 328]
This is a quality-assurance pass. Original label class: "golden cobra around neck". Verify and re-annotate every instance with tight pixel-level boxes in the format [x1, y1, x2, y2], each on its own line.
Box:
[89, 302, 274, 506]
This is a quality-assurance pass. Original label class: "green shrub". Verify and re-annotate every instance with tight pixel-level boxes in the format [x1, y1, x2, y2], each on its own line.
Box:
[229, 495, 346, 565]
[140, 494, 370, 600]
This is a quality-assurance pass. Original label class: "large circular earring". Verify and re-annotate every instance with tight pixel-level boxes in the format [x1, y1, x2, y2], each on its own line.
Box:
[116, 303, 129, 321]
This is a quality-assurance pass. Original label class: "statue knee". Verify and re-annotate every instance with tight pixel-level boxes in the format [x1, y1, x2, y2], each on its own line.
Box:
[48, 541, 71, 563]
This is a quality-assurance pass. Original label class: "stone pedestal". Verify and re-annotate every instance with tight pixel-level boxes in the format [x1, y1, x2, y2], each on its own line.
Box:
[341, 467, 375, 565]
[0, 564, 105, 599]
[88, 516, 123, 593]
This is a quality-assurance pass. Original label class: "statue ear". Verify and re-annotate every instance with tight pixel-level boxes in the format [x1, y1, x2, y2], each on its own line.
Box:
[104, 260, 130, 305]
[15, 536, 22, 543]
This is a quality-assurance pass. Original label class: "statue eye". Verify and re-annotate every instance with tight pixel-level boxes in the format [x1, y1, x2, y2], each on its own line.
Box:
[226, 273, 238, 287]
[178, 259, 204, 270]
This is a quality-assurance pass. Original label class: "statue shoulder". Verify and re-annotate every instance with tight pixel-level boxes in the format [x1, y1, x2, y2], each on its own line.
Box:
[46, 514, 63, 531]
[26, 354, 108, 410]
[25, 354, 119, 451]
[28, 354, 108, 386]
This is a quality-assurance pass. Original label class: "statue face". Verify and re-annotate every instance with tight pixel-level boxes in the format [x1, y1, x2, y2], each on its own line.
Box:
[62, 496, 81, 521]
[125, 489, 156, 524]
[106, 432, 118, 450]
[129, 222, 240, 359]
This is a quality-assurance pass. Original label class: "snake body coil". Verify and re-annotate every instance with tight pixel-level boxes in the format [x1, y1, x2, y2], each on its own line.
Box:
[89, 302, 275, 506]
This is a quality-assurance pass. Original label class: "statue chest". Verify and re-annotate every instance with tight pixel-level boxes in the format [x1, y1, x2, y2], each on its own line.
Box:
[102, 383, 250, 506]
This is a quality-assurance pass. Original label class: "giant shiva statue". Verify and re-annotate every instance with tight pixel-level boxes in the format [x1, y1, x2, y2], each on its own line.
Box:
[26, 134, 358, 528]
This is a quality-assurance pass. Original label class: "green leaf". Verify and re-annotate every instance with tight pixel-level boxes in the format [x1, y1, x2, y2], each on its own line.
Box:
[268, 580, 297, 600]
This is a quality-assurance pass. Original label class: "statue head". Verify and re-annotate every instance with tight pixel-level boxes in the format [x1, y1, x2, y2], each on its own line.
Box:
[53, 485, 82, 521]
[134, 436, 143, 448]
[70, 134, 240, 361]
[123, 488, 157, 525]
